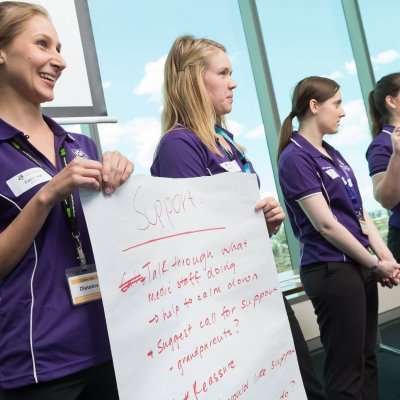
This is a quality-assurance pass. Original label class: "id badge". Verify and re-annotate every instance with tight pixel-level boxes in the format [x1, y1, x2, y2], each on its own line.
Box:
[220, 160, 242, 172]
[324, 168, 339, 180]
[66, 264, 102, 306]
[358, 214, 369, 236]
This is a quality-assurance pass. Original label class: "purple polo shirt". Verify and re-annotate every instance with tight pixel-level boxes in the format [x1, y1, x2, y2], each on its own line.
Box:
[0, 117, 112, 389]
[279, 132, 369, 267]
[150, 125, 258, 183]
[366, 124, 400, 228]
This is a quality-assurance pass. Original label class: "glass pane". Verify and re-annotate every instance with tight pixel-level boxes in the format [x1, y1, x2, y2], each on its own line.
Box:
[358, 0, 400, 239]
[359, 0, 400, 80]
[88, 0, 292, 272]
[256, 0, 388, 239]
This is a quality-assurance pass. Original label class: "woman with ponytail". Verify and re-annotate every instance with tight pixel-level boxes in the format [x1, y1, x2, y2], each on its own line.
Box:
[152, 36, 326, 400]
[366, 73, 400, 261]
[278, 76, 400, 400]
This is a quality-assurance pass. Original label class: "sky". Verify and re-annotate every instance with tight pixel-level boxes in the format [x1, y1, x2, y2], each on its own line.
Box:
[84, 0, 400, 212]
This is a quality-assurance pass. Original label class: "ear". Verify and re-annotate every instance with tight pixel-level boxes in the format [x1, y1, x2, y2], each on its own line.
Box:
[0, 49, 5, 64]
[386, 95, 397, 110]
[309, 99, 318, 115]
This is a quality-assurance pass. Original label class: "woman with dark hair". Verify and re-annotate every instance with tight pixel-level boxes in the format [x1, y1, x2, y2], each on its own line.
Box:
[151, 35, 326, 400]
[366, 73, 400, 261]
[278, 76, 399, 399]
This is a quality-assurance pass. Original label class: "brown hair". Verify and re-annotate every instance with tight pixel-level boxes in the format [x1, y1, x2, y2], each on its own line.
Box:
[0, 1, 49, 50]
[277, 76, 340, 161]
[369, 73, 400, 138]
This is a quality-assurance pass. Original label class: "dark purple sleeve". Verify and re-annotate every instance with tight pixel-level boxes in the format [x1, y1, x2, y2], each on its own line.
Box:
[366, 137, 392, 177]
[151, 131, 209, 178]
[279, 152, 322, 201]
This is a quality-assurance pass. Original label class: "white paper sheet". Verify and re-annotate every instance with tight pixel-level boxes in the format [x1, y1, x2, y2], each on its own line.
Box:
[81, 173, 306, 400]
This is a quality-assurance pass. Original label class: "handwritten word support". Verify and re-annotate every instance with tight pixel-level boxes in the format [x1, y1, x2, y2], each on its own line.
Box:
[81, 174, 307, 399]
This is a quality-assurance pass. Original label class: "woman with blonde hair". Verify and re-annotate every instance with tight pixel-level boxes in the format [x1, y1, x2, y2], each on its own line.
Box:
[0, 2, 133, 399]
[151, 35, 325, 400]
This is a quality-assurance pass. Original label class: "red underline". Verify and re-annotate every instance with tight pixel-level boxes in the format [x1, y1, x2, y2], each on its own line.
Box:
[122, 227, 226, 252]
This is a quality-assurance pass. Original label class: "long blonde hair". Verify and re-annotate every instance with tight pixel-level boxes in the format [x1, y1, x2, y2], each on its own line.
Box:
[162, 35, 228, 155]
[0, 1, 49, 49]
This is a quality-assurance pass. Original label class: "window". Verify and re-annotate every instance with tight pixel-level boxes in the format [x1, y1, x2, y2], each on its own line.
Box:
[255, 0, 387, 241]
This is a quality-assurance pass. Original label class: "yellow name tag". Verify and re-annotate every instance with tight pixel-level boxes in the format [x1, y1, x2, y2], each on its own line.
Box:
[66, 265, 102, 305]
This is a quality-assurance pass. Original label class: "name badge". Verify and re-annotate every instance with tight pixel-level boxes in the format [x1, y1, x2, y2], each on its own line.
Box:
[220, 160, 242, 172]
[7, 167, 52, 197]
[66, 264, 102, 306]
[324, 168, 339, 180]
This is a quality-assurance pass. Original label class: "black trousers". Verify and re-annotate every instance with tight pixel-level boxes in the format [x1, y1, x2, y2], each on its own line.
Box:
[387, 225, 400, 262]
[3, 361, 118, 400]
[301, 262, 378, 400]
[284, 295, 326, 400]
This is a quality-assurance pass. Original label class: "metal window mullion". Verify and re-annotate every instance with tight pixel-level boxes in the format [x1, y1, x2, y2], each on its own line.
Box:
[80, 123, 103, 156]
[341, 0, 375, 125]
[238, 0, 300, 270]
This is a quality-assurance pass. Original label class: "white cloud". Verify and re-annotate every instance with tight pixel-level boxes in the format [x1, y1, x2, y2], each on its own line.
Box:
[97, 117, 161, 170]
[134, 55, 167, 103]
[102, 81, 112, 89]
[371, 49, 400, 65]
[327, 99, 368, 147]
[226, 119, 245, 136]
[245, 124, 265, 139]
[327, 70, 343, 80]
[345, 60, 357, 75]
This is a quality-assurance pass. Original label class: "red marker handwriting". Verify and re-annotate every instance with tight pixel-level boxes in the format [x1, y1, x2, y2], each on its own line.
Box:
[149, 314, 159, 324]
[119, 272, 145, 293]
[221, 305, 236, 319]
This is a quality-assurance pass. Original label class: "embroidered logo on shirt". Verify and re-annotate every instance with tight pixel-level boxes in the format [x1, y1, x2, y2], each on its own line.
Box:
[337, 158, 351, 172]
[72, 148, 89, 159]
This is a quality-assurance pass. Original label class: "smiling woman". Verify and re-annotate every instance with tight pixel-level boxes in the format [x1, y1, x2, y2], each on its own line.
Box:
[0, 2, 133, 399]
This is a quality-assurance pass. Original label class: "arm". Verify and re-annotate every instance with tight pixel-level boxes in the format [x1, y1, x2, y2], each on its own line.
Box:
[372, 127, 400, 209]
[299, 193, 399, 280]
[363, 211, 399, 287]
[0, 157, 103, 279]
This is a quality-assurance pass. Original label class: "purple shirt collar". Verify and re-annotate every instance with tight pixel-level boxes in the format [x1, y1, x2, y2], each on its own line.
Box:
[290, 131, 335, 159]
[381, 124, 395, 135]
[0, 116, 75, 143]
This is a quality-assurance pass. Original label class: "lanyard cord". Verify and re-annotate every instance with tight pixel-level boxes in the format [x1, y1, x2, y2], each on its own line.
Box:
[9, 137, 87, 265]
[215, 126, 251, 173]
[320, 154, 362, 214]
